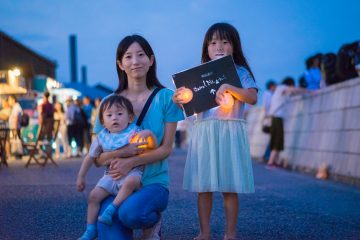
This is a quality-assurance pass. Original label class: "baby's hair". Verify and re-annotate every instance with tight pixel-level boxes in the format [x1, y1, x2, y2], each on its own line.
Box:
[98, 95, 134, 124]
[201, 22, 255, 80]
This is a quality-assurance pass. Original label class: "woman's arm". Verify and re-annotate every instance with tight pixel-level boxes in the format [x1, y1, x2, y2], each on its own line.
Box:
[216, 83, 258, 105]
[108, 122, 177, 180]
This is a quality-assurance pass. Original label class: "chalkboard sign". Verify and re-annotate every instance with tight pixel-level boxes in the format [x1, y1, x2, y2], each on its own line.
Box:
[172, 55, 242, 117]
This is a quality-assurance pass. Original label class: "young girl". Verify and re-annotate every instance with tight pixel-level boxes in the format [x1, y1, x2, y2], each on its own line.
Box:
[173, 23, 258, 240]
[76, 95, 157, 240]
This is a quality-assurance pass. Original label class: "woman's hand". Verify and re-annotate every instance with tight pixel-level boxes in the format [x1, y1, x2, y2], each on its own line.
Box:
[108, 157, 134, 180]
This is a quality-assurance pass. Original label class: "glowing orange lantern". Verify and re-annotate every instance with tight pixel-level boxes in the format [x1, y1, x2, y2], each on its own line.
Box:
[179, 88, 193, 104]
[129, 134, 156, 149]
[220, 93, 234, 109]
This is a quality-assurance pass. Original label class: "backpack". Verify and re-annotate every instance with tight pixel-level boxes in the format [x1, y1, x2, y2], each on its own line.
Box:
[20, 113, 30, 127]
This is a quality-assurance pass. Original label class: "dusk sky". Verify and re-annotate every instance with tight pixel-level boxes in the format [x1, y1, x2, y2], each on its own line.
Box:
[1, 0, 359, 100]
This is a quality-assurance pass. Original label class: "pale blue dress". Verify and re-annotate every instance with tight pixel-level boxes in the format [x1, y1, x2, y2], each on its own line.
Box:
[183, 66, 257, 193]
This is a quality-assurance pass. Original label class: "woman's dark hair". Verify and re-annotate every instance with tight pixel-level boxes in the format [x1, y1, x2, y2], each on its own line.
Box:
[99, 95, 134, 124]
[201, 22, 255, 80]
[115, 34, 164, 93]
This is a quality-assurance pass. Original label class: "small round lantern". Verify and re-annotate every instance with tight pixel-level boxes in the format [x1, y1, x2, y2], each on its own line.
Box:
[220, 93, 234, 109]
[129, 134, 155, 149]
[179, 88, 193, 104]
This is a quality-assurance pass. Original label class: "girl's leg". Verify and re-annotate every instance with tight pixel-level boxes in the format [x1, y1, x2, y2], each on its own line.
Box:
[222, 192, 239, 239]
[87, 187, 110, 224]
[196, 192, 213, 240]
[98, 176, 141, 225]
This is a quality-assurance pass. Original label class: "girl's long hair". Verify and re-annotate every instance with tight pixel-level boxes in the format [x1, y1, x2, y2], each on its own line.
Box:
[115, 35, 164, 94]
[201, 22, 255, 80]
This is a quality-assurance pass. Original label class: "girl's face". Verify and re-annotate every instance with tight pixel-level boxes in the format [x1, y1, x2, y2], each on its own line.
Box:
[118, 42, 154, 80]
[102, 104, 133, 133]
[207, 34, 233, 60]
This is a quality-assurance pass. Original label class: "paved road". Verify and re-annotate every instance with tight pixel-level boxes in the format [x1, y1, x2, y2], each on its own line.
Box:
[0, 149, 360, 239]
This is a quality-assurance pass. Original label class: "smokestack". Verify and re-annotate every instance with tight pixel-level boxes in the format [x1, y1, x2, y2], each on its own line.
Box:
[81, 65, 87, 85]
[69, 35, 78, 83]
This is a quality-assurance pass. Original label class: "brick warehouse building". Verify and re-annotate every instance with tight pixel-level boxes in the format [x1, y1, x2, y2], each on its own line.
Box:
[0, 31, 56, 90]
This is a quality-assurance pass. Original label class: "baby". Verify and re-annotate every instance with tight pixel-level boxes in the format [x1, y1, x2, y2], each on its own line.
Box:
[76, 95, 157, 240]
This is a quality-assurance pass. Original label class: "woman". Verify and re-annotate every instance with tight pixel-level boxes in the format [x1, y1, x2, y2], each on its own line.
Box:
[92, 35, 184, 239]
[54, 102, 70, 158]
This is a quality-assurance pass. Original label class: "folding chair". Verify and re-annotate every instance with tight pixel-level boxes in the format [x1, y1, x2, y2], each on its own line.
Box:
[23, 119, 60, 167]
[0, 127, 9, 168]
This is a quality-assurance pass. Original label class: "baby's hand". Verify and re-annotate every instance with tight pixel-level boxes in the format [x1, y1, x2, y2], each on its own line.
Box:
[173, 87, 193, 104]
[76, 176, 86, 192]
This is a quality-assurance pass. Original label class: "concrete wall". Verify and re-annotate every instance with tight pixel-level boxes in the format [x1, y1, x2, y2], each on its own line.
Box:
[247, 77, 360, 181]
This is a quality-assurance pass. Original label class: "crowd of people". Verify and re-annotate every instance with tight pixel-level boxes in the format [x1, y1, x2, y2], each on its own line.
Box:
[0, 92, 102, 160]
[260, 41, 360, 170]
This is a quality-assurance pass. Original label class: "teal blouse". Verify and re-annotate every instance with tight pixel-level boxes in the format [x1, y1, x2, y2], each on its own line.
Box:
[93, 88, 184, 189]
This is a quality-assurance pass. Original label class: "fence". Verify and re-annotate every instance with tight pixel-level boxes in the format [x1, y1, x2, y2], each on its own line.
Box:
[247, 77, 360, 184]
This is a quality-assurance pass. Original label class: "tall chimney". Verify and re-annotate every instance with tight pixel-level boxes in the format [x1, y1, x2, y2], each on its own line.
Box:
[81, 65, 87, 85]
[69, 35, 78, 83]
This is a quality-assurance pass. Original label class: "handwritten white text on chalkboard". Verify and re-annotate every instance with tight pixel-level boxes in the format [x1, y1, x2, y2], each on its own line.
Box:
[193, 75, 227, 93]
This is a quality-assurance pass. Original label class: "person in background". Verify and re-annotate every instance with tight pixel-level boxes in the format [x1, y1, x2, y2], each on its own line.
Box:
[39, 92, 55, 126]
[0, 99, 12, 121]
[54, 102, 71, 159]
[82, 96, 93, 153]
[7, 95, 23, 158]
[66, 98, 83, 157]
[8, 95, 23, 131]
[0, 98, 12, 157]
[91, 98, 101, 130]
[262, 80, 277, 162]
[304, 54, 323, 90]
[267, 77, 307, 169]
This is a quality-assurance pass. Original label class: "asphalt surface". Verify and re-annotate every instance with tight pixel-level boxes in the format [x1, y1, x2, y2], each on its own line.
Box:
[0, 149, 360, 240]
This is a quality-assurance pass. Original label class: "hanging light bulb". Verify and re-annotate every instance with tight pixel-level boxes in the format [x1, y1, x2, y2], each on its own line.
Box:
[220, 93, 234, 109]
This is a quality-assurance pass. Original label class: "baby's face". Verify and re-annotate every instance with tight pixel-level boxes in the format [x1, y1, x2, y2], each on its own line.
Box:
[102, 104, 132, 133]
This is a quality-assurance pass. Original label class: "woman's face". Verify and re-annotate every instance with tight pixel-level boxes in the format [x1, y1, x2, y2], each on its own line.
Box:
[118, 42, 154, 80]
[55, 102, 61, 111]
[207, 34, 233, 60]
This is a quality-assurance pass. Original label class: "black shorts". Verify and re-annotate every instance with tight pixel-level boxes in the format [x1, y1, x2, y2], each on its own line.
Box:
[270, 117, 284, 151]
